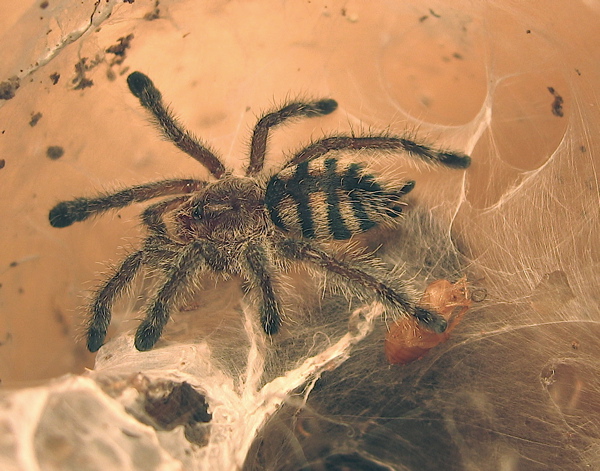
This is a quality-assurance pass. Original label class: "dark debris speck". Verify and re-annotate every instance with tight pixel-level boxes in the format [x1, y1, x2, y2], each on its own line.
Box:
[144, 0, 160, 20]
[106, 34, 134, 66]
[0, 76, 20, 100]
[72, 58, 95, 90]
[547, 86, 564, 117]
[46, 146, 64, 160]
[29, 112, 43, 127]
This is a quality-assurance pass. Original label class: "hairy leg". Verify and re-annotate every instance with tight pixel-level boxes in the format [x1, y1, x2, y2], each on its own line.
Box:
[127, 72, 227, 178]
[87, 250, 144, 352]
[138, 197, 194, 273]
[135, 241, 214, 351]
[278, 238, 448, 333]
[49, 179, 205, 228]
[246, 98, 338, 176]
[141, 195, 192, 237]
[243, 242, 282, 334]
[286, 135, 471, 169]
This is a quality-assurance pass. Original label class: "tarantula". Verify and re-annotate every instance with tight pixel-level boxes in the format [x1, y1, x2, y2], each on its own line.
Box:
[49, 71, 471, 352]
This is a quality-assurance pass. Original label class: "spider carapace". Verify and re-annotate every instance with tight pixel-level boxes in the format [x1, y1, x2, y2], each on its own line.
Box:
[49, 72, 471, 352]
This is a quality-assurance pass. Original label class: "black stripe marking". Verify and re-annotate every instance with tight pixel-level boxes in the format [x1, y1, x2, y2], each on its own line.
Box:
[343, 163, 379, 232]
[341, 163, 383, 193]
[266, 157, 411, 238]
[324, 158, 352, 239]
[265, 176, 287, 230]
[288, 161, 316, 238]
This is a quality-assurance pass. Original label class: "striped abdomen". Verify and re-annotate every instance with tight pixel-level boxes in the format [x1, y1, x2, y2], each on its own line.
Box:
[265, 156, 414, 240]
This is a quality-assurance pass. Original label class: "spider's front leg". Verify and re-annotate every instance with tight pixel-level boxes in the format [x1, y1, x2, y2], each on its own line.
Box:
[278, 239, 448, 333]
[127, 72, 227, 179]
[49, 179, 205, 228]
[141, 195, 192, 237]
[243, 242, 283, 334]
[134, 240, 219, 351]
[246, 98, 338, 176]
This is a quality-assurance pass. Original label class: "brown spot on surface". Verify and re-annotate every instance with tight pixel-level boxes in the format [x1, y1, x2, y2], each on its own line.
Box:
[29, 112, 43, 127]
[72, 58, 94, 90]
[0, 76, 20, 100]
[0, 333, 13, 346]
[46, 146, 64, 160]
[144, 0, 160, 20]
[548, 86, 564, 117]
[106, 34, 134, 66]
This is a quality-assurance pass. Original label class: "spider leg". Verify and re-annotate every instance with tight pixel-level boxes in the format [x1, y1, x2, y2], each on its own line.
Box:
[135, 241, 213, 351]
[279, 238, 448, 333]
[87, 250, 144, 352]
[141, 195, 191, 237]
[139, 196, 193, 271]
[127, 72, 227, 179]
[286, 136, 471, 169]
[49, 179, 205, 228]
[243, 242, 282, 334]
[246, 99, 338, 176]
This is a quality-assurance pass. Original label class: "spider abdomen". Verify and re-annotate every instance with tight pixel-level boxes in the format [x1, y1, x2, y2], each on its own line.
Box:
[265, 156, 414, 240]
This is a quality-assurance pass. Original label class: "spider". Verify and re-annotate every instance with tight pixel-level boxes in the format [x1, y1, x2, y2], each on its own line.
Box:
[49, 71, 471, 352]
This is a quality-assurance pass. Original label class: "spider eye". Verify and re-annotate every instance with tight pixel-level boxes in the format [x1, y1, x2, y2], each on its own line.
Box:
[192, 204, 203, 220]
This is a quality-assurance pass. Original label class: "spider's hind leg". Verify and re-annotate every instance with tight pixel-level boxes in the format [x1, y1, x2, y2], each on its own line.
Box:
[279, 238, 448, 334]
[286, 135, 471, 169]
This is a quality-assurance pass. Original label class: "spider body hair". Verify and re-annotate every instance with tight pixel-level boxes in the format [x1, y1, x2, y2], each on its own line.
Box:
[49, 71, 470, 352]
